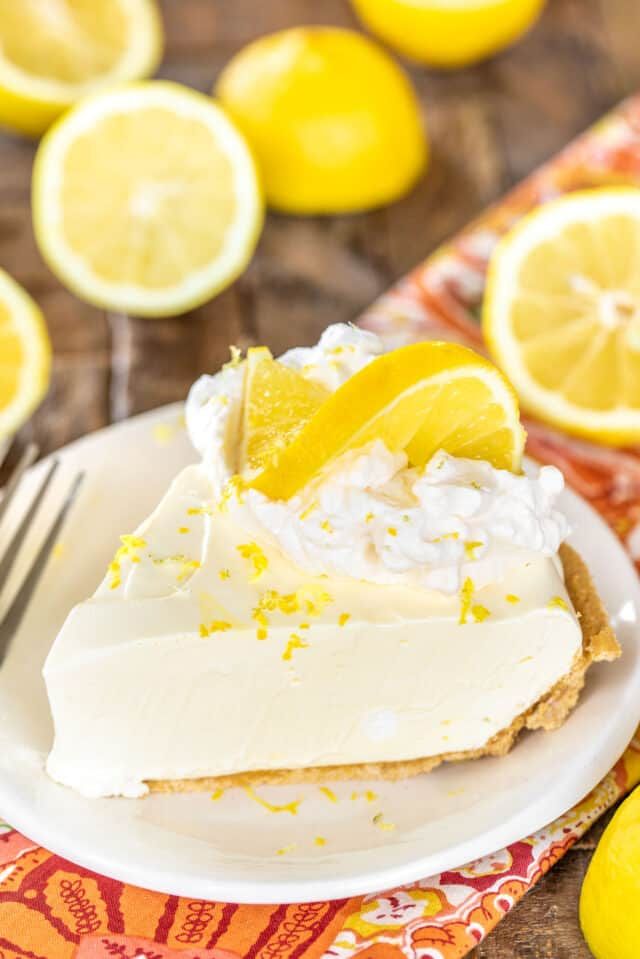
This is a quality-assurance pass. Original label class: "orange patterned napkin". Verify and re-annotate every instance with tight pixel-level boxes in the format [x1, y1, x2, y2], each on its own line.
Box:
[3, 94, 640, 959]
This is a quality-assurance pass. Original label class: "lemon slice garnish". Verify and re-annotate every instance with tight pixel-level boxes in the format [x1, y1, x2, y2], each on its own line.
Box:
[250, 340, 525, 500]
[241, 346, 329, 472]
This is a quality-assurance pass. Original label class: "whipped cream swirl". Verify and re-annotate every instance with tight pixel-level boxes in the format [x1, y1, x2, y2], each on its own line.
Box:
[234, 443, 568, 594]
[186, 324, 570, 594]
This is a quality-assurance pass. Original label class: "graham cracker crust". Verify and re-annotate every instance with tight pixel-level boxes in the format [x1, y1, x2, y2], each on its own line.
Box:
[148, 544, 620, 794]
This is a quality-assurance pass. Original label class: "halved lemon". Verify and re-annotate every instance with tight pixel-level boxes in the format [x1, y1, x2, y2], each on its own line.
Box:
[484, 188, 640, 445]
[32, 81, 264, 318]
[241, 347, 329, 472]
[0, 270, 51, 438]
[250, 341, 525, 501]
[0, 0, 163, 137]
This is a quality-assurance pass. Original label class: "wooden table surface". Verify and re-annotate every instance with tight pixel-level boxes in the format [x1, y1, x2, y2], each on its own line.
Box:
[4, 0, 639, 954]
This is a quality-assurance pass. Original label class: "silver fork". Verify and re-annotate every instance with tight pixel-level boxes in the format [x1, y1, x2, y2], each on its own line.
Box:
[0, 440, 84, 666]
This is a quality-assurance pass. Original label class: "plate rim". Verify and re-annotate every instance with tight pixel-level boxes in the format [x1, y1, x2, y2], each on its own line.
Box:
[1, 402, 639, 904]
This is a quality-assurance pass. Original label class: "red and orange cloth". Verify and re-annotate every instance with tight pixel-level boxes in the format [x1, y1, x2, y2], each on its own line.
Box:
[3, 95, 640, 959]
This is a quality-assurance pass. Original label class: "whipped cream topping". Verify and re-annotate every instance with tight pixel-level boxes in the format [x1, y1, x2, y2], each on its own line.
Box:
[186, 323, 570, 594]
[233, 443, 569, 594]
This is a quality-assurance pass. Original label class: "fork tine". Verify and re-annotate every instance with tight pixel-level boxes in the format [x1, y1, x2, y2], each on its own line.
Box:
[0, 442, 39, 528]
[0, 471, 85, 666]
[0, 458, 60, 592]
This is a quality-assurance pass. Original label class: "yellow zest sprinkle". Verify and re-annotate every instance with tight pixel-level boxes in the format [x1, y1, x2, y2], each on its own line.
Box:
[224, 344, 243, 369]
[320, 519, 333, 534]
[300, 501, 318, 521]
[216, 394, 229, 407]
[472, 604, 491, 623]
[52, 543, 66, 560]
[178, 526, 190, 534]
[219, 568, 231, 580]
[187, 505, 212, 516]
[237, 542, 269, 581]
[364, 790, 378, 802]
[365, 512, 374, 523]
[211, 788, 225, 801]
[210, 621, 232, 632]
[548, 596, 569, 611]
[299, 622, 310, 630]
[432, 531, 460, 544]
[338, 613, 350, 627]
[506, 594, 520, 604]
[387, 527, 397, 537]
[282, 633, 309, 661]
[459, 577, 474, 625]
[314, 836, 327, 847]
[257, 627, 268, 641]
[519, 656, 534, 664]
[296, 583, 332, 616]
[219, 475, 248, 512]
[243, 786, 301, 815]
[373, 812, 396, 832]
[276, 844, 297, 856]
[464, 540, 484, 560]
[329, 346, 344, 355]
[319, 786, 338, 803]
[108, 535, 147, 589]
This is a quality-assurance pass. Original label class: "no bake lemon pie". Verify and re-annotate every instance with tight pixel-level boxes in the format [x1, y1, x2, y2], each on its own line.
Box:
[43, 325, 619, 797]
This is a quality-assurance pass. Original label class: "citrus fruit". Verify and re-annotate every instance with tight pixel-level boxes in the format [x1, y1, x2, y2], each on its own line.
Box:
[250, 341, 525, 501]
[216, 27, 427, 215]
[241, 346, 329, 472]
[484, 188, 640, 446]
[0, 270, 51, 438]
[580, 786, 640, 959]
[0, 0, 163, 137]
[32, 81, 264, 318]
[349, 0, 546, 68]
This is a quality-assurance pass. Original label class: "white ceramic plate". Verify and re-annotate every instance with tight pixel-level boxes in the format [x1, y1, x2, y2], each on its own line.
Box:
[0, 404, 639, 905]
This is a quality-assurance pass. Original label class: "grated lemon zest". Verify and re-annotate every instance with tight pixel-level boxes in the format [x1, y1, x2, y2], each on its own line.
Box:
[338, 613, 350, 627]
[211, 788, 225, 801]
[314, 836, 327, 846]
[472, 604, 491, 622]
[243, 786, 301, 815]
[464, 540, 484, 560]
[282, 633, 308, 661]
[506, 594, 520, 604]
[459, 577, 474, 625]
[319, 786, 338, 803]
[237, 542, 268, 581]
[548, 595, 569, 611]
[219, 568, 231, 580]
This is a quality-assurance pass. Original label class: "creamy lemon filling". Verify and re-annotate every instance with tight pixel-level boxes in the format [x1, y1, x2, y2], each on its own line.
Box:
[43, 325, 584, 798]
[44, 463, 581, 798]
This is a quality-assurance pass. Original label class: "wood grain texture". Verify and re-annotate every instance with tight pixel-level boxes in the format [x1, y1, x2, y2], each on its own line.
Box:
[2, 0, 638, 953]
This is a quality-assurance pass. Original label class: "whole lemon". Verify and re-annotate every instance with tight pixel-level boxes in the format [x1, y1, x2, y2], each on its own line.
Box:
[580, 786, 640, 958]
[216, 27, 427, 215]
[349, 0, 547, 68]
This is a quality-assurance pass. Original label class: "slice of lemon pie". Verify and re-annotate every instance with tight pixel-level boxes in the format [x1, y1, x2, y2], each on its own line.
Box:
[43, 325, 619, 798]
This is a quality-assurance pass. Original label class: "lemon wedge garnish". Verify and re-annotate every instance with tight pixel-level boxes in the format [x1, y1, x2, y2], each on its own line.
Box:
[249, 341, 525, 500]
[484, 188, 640, 445]
[241, 346, 329, 472]
[32, 81, 264, 318]
[0, 0, 163, 137]
[0, 269, 51, 438]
